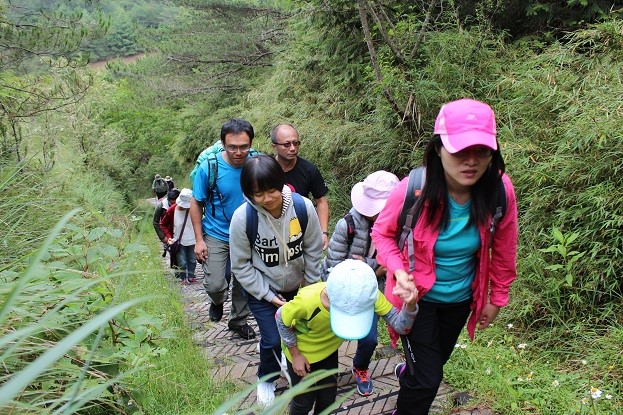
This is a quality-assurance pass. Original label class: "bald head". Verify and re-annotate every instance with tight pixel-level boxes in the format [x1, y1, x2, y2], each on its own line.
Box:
[270, 124, 299, 143]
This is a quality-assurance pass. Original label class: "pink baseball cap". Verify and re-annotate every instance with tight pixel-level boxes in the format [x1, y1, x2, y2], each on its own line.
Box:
[351, 170, 399, 217]
[434, 98, 497, 153]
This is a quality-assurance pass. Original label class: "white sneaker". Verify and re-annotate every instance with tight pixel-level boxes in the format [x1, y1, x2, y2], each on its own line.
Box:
[256, 380, 276, 408]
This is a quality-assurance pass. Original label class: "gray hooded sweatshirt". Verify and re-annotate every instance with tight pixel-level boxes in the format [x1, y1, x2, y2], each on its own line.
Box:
[229, 185, 323, 302]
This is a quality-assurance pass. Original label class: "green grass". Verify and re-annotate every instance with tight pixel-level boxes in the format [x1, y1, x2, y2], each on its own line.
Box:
[444, 320, 623, 414]
[118, 202, 238, 414]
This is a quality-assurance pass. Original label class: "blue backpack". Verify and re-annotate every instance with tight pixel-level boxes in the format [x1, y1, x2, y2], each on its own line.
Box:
[245, 192, 308, 248]
[189, 139, 259, 183]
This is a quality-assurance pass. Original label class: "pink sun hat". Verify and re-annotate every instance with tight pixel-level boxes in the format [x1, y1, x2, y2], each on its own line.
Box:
[351, 170, 399, 217]
[434, 98, 497, 153]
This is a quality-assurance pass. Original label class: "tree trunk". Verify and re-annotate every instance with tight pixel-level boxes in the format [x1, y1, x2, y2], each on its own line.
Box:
[356, 0, 404, 121]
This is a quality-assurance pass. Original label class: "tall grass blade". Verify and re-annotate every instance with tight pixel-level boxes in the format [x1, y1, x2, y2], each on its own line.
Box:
[0, 208, 81, 324]
[0, 296, 147, 404]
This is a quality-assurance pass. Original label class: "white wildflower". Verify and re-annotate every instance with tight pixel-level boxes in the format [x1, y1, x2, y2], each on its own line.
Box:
[591, 387, 602, 400]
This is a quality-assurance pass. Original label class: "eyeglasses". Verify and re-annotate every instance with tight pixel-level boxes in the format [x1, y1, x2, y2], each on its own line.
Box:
[225, 144, 251, 153]
[451, 147, 494, 159]
[273, 140, 301, 148]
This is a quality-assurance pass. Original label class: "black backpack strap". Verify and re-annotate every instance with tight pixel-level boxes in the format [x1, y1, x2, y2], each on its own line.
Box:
[246, 193, 308, 252]
[397, 167, 426, 251]
[291, 192, 308, 234]
[344, 212, 356, 248]
[206, 153, 219, 217]
[489, 178, 507, 248]
[245, 202, 258, 249]
[178, 210, 190, 241]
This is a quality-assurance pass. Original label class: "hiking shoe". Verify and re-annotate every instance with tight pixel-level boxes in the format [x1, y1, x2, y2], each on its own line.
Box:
[394, 362, 406, 379]
[209, 303, 224, 322]
[256, 380, 276, 408]
[352, 367, 373, 396]
[229, 323, 256, 340]
[188, 277, 197, 283]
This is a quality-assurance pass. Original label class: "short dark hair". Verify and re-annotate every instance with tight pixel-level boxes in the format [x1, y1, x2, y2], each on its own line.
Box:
[269, 123, 298, 144]
[241, 155, 285, 200]
[167, 188, 180, 201]
[221, 118, 254, 142]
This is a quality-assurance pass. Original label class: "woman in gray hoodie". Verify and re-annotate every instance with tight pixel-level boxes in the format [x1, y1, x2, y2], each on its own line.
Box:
[229, 154, 323, 407]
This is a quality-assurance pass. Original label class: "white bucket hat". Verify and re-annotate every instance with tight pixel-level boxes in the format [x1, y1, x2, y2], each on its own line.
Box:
[176, 188, 192, 209]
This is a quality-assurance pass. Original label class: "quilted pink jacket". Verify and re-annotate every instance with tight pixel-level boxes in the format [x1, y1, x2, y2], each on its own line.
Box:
[371, 173, 518, 346]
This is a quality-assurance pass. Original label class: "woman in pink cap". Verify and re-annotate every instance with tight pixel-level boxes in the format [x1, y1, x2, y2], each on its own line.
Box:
[321, 170, 399, 396]
[372, 98, 518, 414]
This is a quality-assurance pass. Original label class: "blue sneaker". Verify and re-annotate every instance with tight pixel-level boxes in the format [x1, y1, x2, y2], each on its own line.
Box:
[352, 367, 373, 396]
[394, 362, 406, 379]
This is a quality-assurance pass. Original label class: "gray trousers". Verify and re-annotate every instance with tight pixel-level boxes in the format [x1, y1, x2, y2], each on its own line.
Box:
[202, 234, 249, 327]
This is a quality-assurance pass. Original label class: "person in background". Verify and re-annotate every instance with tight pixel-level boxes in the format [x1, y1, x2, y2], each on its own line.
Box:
[271, 124, 330, 250]
[165, 175, 175, 190]
[190, 118, 257, 340]
[230, 155, 323, 407]
[152, 174, 168, 199]
[371, 98, 518, 415]
[160, 188, 197, 284]
[154, 188, 180, 244]
[276, 259, 418, 415]
[321, 170, 399, 396]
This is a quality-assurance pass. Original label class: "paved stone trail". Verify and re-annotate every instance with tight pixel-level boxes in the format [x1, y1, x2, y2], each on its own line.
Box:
[158, 229, 495, 414]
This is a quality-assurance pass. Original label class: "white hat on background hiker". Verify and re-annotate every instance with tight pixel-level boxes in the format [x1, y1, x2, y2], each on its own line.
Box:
[154, 174, 161, 180]
[326, 259, 379, 340]
[350, 170, 399, 217]
[165, 176, 172, 182]
[434, 98, 498, 153]
[176, 188, 192, 209]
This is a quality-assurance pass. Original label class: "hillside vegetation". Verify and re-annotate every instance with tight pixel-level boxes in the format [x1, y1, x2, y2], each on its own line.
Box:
[1, 0, 621, 413]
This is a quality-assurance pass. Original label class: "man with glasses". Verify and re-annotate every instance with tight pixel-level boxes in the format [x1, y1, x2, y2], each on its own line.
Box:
[271, 124, 330, 249]
[190, 118, 257, 340]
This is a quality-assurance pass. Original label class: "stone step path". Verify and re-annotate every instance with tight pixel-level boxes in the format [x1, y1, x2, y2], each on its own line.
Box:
[159, 242, 495, 414]
[169, 263, 459, 415]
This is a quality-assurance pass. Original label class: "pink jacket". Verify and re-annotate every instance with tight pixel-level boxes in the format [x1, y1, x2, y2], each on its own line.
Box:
[371, 173, 518, 345]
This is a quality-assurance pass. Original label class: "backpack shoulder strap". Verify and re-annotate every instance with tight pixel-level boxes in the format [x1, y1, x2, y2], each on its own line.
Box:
[205, 153, 220, 217]
[246, 193, 308, 251]
[344, 212, 356, 247]
[488, 177, 507, 248]
[245, 202, 259, 249]
[206, 153, 218, 192]
[396, 166, 426, 251]
[291, 193, 308, 234]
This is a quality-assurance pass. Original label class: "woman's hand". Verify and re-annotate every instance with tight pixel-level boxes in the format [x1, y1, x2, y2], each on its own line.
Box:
[393, 284, 418, 309]
[477, 303, 500, 330]
[394, 269, 415, 292]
